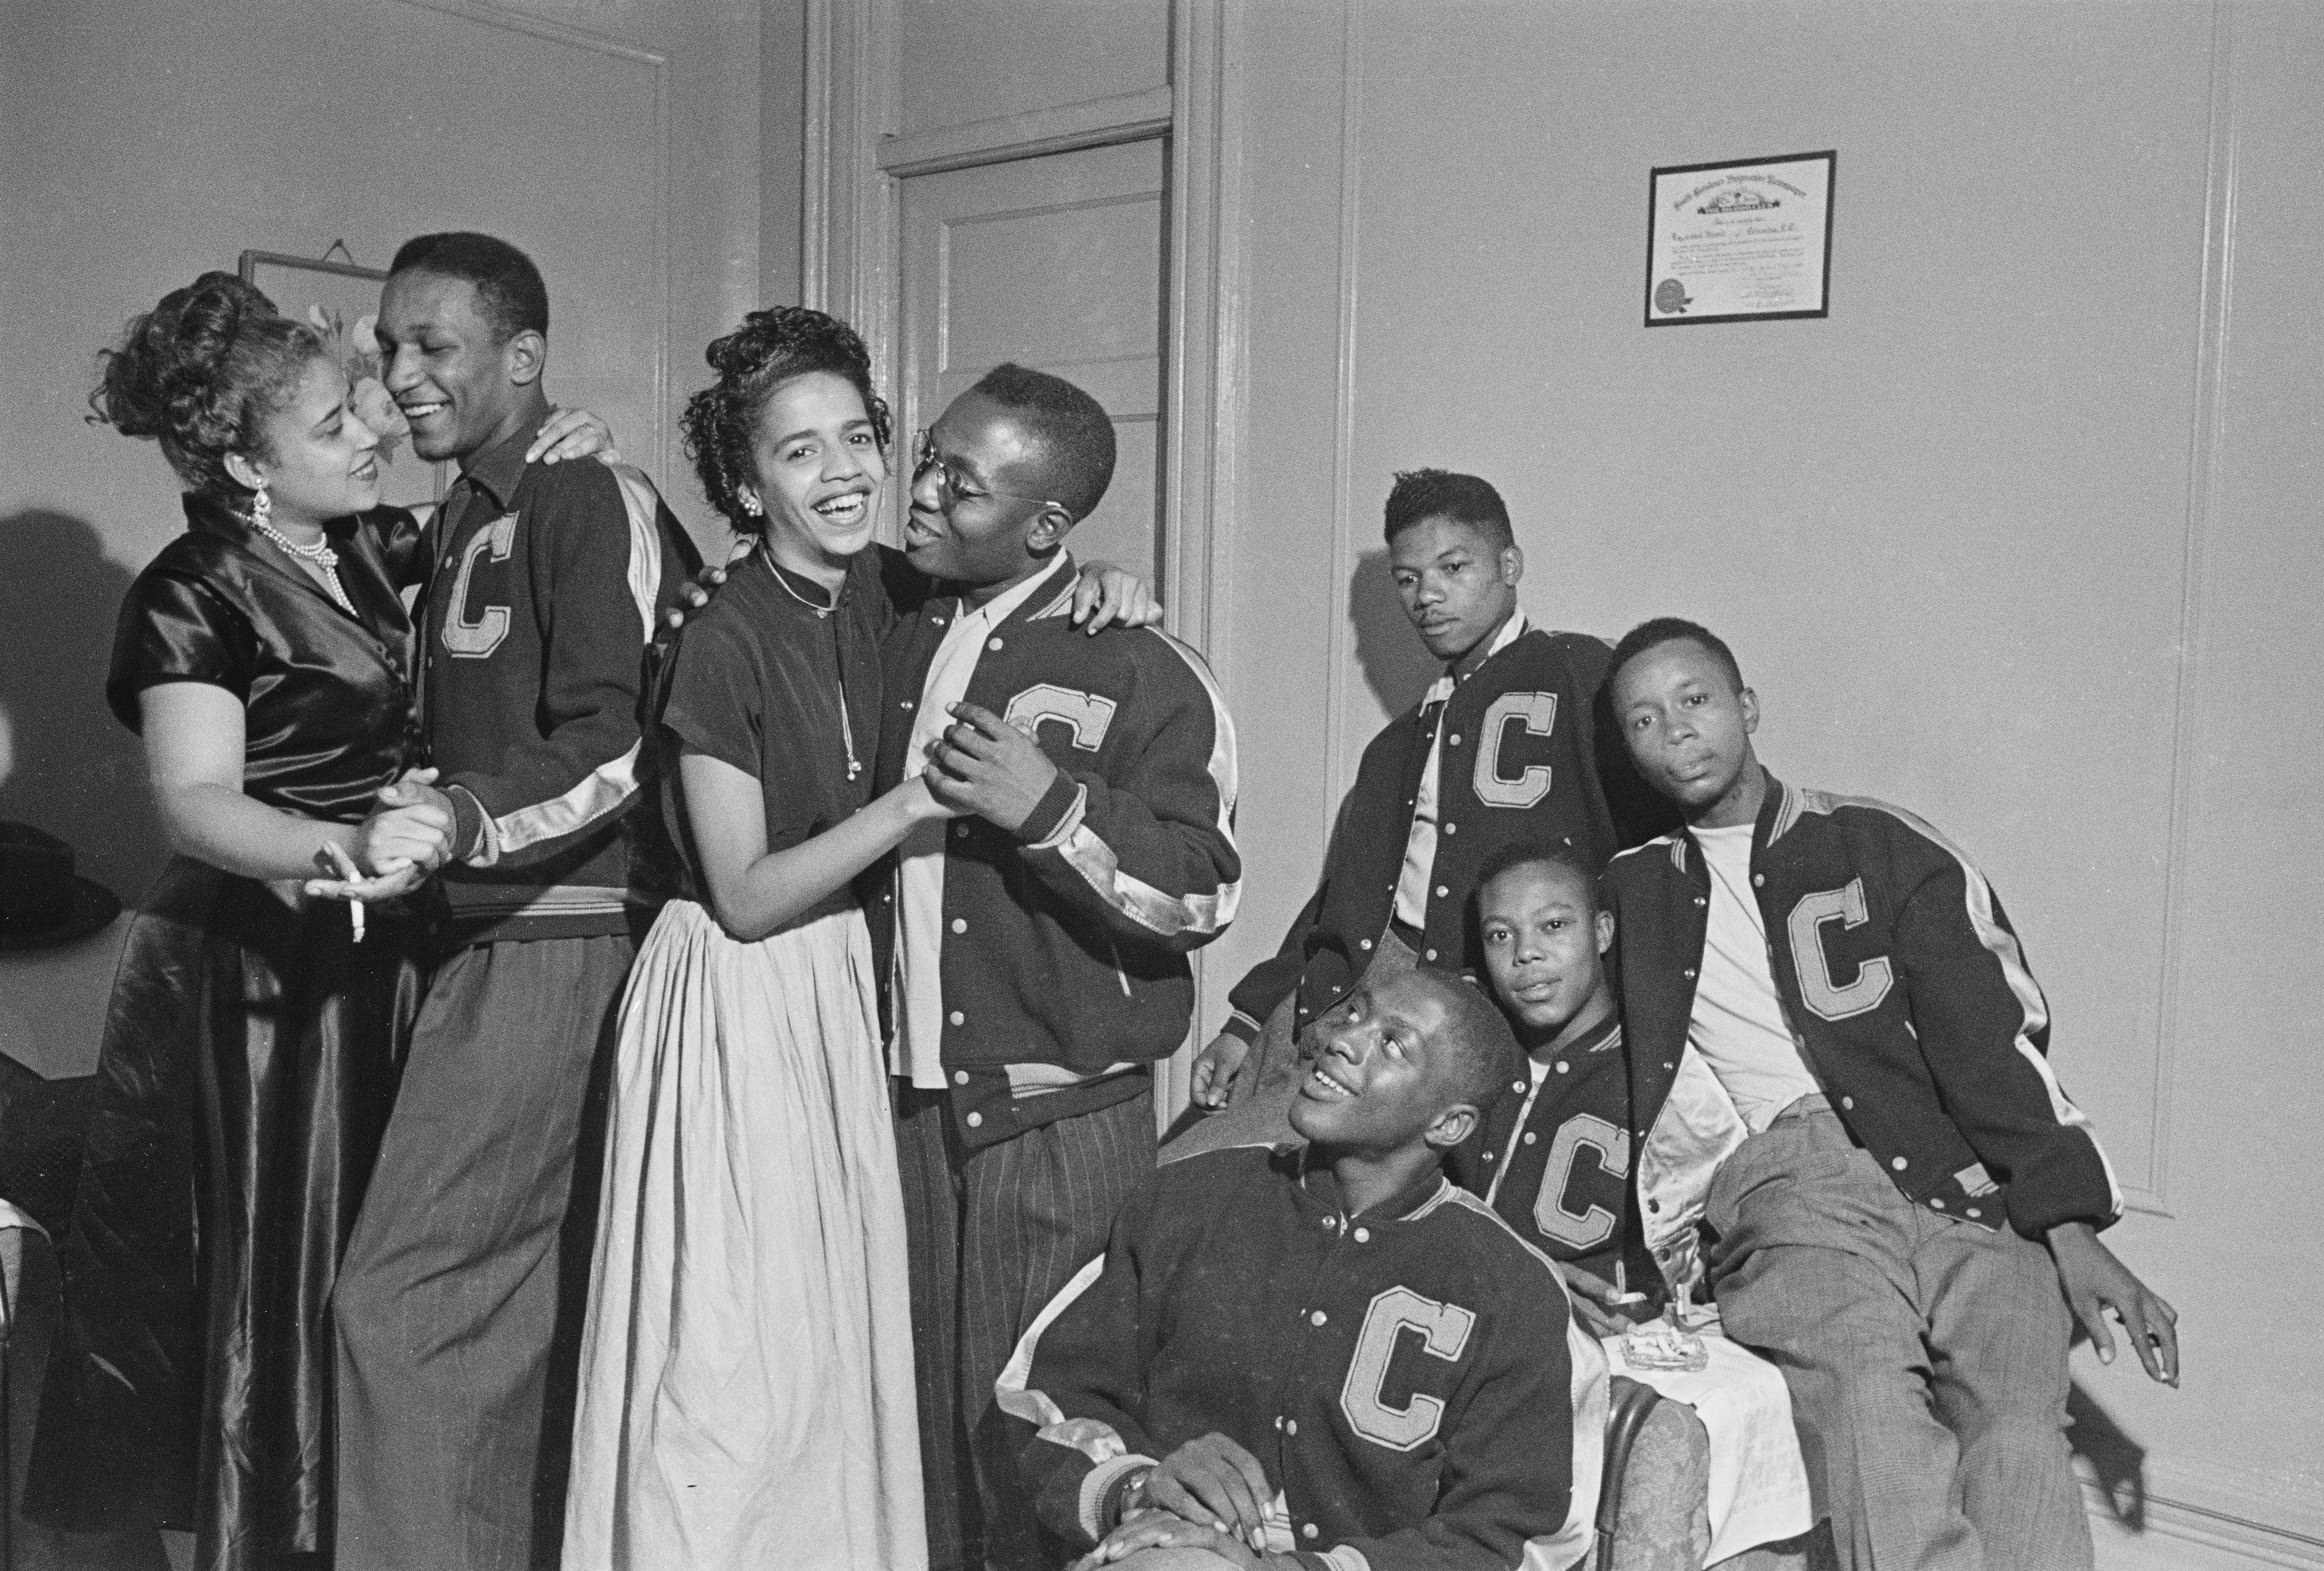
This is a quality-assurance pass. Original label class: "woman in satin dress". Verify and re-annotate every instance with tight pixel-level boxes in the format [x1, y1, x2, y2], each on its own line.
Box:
[23, 272, 607, 1570]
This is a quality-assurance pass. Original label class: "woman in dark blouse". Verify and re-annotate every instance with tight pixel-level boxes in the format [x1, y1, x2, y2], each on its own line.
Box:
[28, 272, 543, 1569]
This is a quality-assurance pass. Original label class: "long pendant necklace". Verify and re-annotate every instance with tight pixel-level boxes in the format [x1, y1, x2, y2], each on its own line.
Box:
[249, 505, 358, 617]
[762, 545, 864, 781]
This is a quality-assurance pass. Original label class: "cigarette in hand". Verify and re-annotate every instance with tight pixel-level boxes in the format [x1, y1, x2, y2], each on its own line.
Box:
[324, 842, 368, 944]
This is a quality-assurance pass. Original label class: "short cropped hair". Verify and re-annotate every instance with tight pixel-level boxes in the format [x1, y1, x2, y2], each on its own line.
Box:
[1402, 966, 1522, 1111]
[90, 270, 326, 499]
[1383, 468, 1514, 551]
[682, 306, 891, 529]
[1609, 616, 1746, 695]
[390, 232, 550, 343]
[1473, 840, 1601, 916]
[969, 363, 1116, 521]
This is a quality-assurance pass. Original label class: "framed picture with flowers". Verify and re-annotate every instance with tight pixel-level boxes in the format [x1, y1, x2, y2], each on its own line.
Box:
[238, 247, 447, 512]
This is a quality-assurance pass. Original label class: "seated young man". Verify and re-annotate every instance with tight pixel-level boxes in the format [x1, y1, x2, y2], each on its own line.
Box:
[1601, 617, 2179, 1571]
[1449, 845, 1659, 1337]
[1003, 966, 1607, 1571]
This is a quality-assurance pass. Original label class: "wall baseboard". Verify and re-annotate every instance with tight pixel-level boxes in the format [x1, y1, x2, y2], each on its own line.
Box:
[2086, 1457, 2324, 1570]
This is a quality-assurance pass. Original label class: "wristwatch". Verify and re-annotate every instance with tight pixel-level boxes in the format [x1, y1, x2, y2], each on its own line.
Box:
[1113, 1464, 1158, 1527]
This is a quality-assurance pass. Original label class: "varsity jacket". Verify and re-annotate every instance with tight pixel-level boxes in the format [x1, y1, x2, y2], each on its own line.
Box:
[1605, 774, 2122, 1299]
[1223, 623, 1668, 1043]
[410, 417, 699, 944]
[867, 562, 1241, 1149]
[1006, 1144, 1606, 1571]
[1447, 1016, 1659, 1301]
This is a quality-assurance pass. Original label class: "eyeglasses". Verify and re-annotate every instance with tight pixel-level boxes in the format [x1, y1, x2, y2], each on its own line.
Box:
[912, 428, 1060, 512]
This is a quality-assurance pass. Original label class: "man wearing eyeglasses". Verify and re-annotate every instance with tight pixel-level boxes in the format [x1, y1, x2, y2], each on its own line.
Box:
[867, 363, 1242, 1571]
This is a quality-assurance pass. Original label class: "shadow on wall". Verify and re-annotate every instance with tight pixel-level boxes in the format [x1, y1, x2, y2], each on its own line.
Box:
[0, 511, 161, 899]
[1348, 548, 1437, 717]
[2068, 1379, 2150, 1533]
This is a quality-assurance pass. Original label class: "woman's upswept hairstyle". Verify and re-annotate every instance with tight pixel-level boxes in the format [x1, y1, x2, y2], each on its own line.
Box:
[681, 307, 891, 529]
[90, 271, 325, 499]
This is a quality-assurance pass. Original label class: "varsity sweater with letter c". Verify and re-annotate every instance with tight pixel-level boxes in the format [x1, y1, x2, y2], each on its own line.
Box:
[1005, 1143, 1607, 1571]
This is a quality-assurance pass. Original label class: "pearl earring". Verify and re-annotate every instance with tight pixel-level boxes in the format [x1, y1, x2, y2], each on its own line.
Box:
[741, 493, 764, 518]
[251, 481, 273, 530]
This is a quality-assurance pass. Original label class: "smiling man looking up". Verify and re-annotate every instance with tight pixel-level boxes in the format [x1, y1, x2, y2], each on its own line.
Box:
[1004, 966, 1607, 1571]
[329, 232, 697, 1571]
[867, 363, 1241, 1570]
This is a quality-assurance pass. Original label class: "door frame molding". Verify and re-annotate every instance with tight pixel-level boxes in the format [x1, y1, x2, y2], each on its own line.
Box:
[801, 0, 1238, 662]
[802, 0, 1243, 1109]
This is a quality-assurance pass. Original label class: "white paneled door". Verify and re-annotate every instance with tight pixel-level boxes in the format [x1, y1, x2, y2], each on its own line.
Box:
[898, 136, 1169, 591]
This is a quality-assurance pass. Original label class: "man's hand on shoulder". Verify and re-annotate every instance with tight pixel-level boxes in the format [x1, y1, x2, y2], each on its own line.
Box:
[926, 701, 1061, 835]
[2047, 1220, 2180, 1387]
[1069, 558, 1164, 635]
[661, 555, 739, 633]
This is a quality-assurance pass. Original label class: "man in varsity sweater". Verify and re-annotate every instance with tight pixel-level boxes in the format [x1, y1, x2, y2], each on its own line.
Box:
[1184, 469, 1666, 1143]
[1602, 617, 2178, 1571]
[870, 364, 1241, 1570]
[1448, 844, 1658, 1335]
[1006, 965, 1606, 1571]
[329, 233, 697, 1571]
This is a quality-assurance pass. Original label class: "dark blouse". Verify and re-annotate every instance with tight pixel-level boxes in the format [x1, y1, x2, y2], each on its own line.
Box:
[655, 546, 889, 924]
[106, 493, 422, 824]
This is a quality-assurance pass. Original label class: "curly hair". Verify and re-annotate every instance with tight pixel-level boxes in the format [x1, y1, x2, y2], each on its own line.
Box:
[90, 271, 326, 499]
[681, 307, 891, 530]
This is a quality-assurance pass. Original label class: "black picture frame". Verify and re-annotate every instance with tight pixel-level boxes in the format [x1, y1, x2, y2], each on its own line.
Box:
[1644, 150, 1836, 327]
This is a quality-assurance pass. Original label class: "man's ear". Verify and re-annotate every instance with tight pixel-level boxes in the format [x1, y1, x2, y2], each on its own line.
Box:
[1594, 908, 1615, 956]
[1026, 501, 1075, 555]
[502, 328, 547, 389]
[1498, 544, 1525, 587]
[1740, 685, 1760, 735]
[1424, 1102, 1479, 1152]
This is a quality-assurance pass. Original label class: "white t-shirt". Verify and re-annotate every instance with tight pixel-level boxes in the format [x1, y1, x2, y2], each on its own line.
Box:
[1686, 822, 1822, 1131]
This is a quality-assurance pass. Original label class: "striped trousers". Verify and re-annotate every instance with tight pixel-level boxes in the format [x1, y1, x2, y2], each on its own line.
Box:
[894, 1084, 1156, 1571]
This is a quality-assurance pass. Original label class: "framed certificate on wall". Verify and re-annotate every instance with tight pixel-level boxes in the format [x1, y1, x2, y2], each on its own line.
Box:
[1645, 151, 1836, 326]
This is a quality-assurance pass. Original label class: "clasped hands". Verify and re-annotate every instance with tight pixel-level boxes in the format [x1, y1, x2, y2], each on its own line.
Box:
[919, 702, 1060, 832]
[303, 768, 457, 903]
[1073, 1433, 1301, 1571]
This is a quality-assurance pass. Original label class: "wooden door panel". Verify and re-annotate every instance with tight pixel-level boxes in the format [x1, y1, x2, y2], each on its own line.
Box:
[902, 138, 1166, 588]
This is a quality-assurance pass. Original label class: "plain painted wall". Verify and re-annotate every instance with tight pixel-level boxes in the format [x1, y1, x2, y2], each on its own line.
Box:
[1206, 0, 2321, 1559]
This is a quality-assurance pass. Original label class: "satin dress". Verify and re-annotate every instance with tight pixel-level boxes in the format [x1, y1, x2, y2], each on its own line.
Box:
[27, 493, 425, 1570]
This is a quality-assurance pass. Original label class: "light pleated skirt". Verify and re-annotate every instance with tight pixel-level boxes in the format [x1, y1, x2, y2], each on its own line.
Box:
[564, 898, 927, 1570]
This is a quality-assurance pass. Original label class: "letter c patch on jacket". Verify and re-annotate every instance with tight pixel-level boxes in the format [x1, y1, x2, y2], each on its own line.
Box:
[1788, 877, 1897, 1021]
[1339, 1286, 1476, 1452]
[443, 513, 520, 659]
[1004, 683, 1118, 752]
[1473, 691, 1559, 808]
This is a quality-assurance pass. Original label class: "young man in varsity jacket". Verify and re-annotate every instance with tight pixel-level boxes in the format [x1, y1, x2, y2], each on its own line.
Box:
[1004, 964, 1606, 1571]
[1601, 617, 2179, 1571]
[1448, 843, 1659, 1336]
[1181, 469, 1667, 1148]
[327, 233, 698, 1571]
[869, 364, 1241, 1571]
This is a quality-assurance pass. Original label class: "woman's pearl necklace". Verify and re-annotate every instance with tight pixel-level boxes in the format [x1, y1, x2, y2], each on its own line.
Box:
[248, 489, 357, 617]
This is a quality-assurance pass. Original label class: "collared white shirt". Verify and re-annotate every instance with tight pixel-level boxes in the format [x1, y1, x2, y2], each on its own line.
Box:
[1393, 610, 1529, 930]
[891, 555, 1075, 1086]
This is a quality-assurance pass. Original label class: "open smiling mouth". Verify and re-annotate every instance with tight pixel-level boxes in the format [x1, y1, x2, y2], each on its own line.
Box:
[1305, 1063, 1358, 1099]
[815, 492, 870, 525]
[399, 400, 447, 422]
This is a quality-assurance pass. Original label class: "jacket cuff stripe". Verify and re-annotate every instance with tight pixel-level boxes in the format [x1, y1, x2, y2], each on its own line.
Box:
[993, 1253, 1107, 1432]
[606, 463, 667, 643]
[1020, 775, 1087, 847]
[1050, 821, 1242, 938]
[488, 740, 644, 857]
[1078, 1452, 1157, 1543]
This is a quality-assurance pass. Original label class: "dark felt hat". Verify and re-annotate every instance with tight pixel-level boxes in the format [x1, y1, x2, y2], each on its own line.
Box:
[0, 822, 123, 949]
